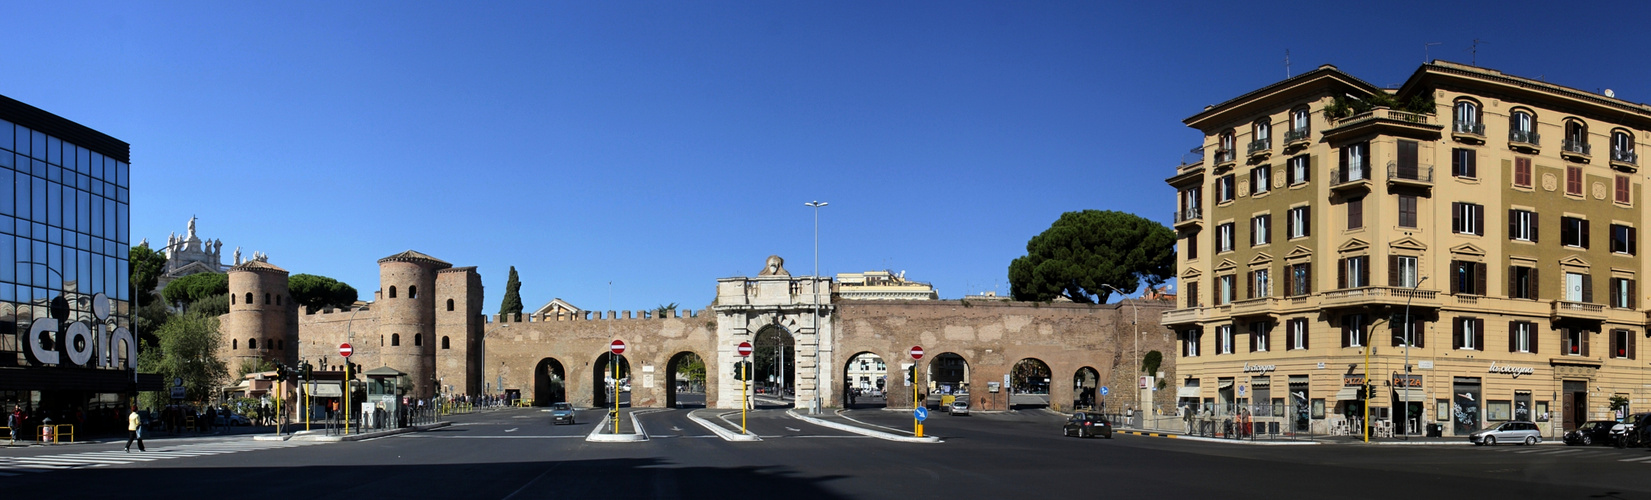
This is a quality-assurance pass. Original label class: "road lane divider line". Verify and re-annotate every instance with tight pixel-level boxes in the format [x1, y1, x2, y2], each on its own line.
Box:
[785, 409, 939, 443]
[689, 410, 760, 442]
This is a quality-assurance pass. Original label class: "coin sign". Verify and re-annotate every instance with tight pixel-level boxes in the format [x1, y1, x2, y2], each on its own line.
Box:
[610, 339, 626, 355]
[910, 346, 924, 360]
[737, 341, 753, 357]
[339, 343, 353, 358]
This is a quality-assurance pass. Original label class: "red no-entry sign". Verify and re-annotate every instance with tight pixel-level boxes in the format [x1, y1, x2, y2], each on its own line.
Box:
[737, 341, 753, 357]
[910, 346, 924, 360]
[610, 339, 626, 355]
[339, 343, 353, 358]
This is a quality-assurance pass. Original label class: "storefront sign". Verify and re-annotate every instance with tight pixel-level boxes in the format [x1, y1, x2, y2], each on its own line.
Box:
[1242, 363, 1276, 374]
[1392, 375, 1422, 388]
[1342, 376, 1365, 386]
[1487, 362, 1535, 378]
[23, 293, 137, 370]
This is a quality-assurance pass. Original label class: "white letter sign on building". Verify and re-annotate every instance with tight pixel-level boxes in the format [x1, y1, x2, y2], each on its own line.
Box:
[1487, 361, 1535, 378]
[24, 293, 137, 369]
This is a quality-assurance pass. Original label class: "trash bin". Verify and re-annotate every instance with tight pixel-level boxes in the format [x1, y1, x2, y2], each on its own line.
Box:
[1426, 423, 1443, 438]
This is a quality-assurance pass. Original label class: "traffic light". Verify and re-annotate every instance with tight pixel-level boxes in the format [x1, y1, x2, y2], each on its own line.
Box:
[301, 361, 312, 380]
[274, 363, 288, 381]
[732, 361, 751, 381]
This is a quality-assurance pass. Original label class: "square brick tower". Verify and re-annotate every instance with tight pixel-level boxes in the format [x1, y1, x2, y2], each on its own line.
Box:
[436, 267, 484, 395]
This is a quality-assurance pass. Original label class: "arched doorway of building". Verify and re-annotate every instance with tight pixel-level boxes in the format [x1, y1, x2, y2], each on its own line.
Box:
[534, 358, 567, 406]
[592, 352, 631, 408]
[665, 351, 706, 409]
[1073, 366, 1100, 410]
[1011, 358, 1052, 409]
[925, 352, 969, 409]
[753, 324, 795, 409]
[842, 352, 887, 409]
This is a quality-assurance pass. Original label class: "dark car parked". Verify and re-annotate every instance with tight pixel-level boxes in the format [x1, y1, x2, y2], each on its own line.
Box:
[1565, 420, 1619, 446]
[1063, 412, 1112, 439]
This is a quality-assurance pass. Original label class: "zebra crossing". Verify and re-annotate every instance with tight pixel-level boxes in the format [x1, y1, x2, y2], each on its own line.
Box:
[0, 438, 324, 476]
[1481, 444, 1651, 462]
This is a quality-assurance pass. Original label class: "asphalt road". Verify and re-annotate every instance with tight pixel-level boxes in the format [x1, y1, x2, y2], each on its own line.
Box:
[4, 405, 1650, 499]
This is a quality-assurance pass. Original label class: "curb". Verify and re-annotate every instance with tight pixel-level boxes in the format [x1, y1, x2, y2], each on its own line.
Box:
[687, 411, 760, 442]
[290, 421, 451, 442]
[586, 412, 648, 442]
[1114, 429, 1318, 446]
[786, 409, 940, 443]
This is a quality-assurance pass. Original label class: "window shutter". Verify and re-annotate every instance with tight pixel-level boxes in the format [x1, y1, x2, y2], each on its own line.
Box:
[1581, 220, 1591, 248]
[1246, 271, 1254, 299]
[1303, 209, 1311, 237]
[1390, 256, 1400, 287]
[1632, 279, 1639, 309]
[1360, 257, 1370, 287]
[1263, 324, 1271, 352]
[1305, 264, 1313, 294]
[1453, 319, 1463, 349]
[1415, 320, 1425, 348]
[1249, 327, 1257, 352]
[1452, 203, 1462, 233]
[1340, 147, 1349, 181]
[1305, 155, 1312, 182]
[1509, 321, 1518, 353]
[1286, 162, 1295, 184]
[1466, 149, 1477, 177]
[1475, 319, 1485, 350]
[1286, 212, 1295, 238]
[1475, 263, 1487, 295]
[1509, 209, 1518, 240]
[1611, 279, 1621, 308]
[1264, 214, 1272, 244]
[1452, 149, 1462, 176]
[1338, 259, 1347, 289]
[1529, 324, 1537, 354]
[1449, 261, 1461, 294]
[1631, 331, 1637, 360]
[1583, 274, 1594, 303]
[1342, 319, 1351, 348]
[1582, 329, 1590, 357]
[1392, 322, 1403, 347]
[1474, 206, 1484, 235]
[1348, 198, 1362, 229]
[1631, 227, 1638, 255]
[1283, 268, 1293, 296]
[1182, 332, 1189, 357]
[1509, 267, 1519, 299]
[1302, 321, 1310, 349]
[1530, 267, 1539, 299]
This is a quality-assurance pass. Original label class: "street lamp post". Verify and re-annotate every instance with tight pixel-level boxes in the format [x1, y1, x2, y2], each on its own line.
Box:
[1102, 284, 1140, 414]
[1401, 276, 1428, 438]
[805, 200, 827, 414]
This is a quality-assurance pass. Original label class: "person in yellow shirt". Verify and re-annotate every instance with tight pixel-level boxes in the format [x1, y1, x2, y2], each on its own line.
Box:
[125, 406, 145, 452]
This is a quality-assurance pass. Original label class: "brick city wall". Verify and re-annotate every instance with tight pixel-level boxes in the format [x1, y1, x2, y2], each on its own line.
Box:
[482, 309, 718, 408]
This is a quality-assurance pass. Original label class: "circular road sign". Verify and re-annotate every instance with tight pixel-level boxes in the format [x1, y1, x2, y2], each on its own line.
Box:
[910, 346, 924, 360]
[1099, 386, 1109, 396]
[915, 406, 928, 422]
[610, 339, 627, 355]
[737, 341, 753, 357]
[339, 343, 353, 358]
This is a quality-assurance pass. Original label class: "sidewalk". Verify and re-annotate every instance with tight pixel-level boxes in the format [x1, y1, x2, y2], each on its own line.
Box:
[3, 424, 271, 448]
[1113, 421, 1563, 446]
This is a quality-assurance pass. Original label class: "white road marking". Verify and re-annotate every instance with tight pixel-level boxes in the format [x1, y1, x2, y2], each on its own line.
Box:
[0, 438, 325, 476]
[1617, 456, 1651, 462]
[505, 428, 518, 433]
[785, 427, 802, 432]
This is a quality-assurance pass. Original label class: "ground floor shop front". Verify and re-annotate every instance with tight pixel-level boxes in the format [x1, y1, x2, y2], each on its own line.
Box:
[1175, 357, 1641, 438]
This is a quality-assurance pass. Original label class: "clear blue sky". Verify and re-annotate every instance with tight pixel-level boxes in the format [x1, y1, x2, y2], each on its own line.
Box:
[4, 1, 1647, 313]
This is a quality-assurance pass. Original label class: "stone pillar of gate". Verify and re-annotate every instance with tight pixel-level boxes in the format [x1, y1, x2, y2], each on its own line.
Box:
[711, 270, 835, 410]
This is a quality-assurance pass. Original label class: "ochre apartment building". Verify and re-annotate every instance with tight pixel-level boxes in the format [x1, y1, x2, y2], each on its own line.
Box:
[1164, 61, 1649, 438]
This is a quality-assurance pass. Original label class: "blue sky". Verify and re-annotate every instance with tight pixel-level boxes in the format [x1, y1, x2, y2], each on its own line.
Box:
[4, 1, 1648, 313]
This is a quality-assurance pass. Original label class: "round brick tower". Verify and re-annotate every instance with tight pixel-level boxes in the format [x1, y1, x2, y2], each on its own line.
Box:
[375, 250, 451, 399]
[223, 260, 294, 369]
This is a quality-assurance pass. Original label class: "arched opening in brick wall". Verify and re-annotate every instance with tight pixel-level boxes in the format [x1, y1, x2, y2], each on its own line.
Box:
[665, 351, 706, 409]
[1010, 358, 1052, 410]
[925, 352, 970, 409]
[533, 357, 567, 406]
[752, 324, 795, 409]
[842, 352, 887, 409]
[592, 352, 631, 408]
[1073, 366, 1100, 411]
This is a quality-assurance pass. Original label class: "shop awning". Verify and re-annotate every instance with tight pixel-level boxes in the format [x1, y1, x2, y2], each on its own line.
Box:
[1393, 390, 1428, 402]
[1335, 387, 1361, 401]
[1177, 387, 1201, 398]
[1218, 380, 1234, 389]
[1250, 379, 1271, 389]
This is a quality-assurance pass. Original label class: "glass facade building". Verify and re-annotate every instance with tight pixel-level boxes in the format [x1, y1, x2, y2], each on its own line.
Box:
[0, 93, 147, 423]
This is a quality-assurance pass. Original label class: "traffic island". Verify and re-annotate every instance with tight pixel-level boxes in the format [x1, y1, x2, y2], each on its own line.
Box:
[270, 421, 452, 442]
[787, 409, 940, 443]
[686, 410, 760, 442]
[586, 409, 648, 442]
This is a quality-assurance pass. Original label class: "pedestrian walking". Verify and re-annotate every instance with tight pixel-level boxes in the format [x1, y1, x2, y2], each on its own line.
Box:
[125, 406, 145, 452]
[7, 408, 21, 444]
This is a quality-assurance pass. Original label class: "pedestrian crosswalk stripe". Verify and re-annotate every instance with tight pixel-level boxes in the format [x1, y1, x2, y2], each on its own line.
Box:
[1617, 456, 1651, 462]
[0, 438, 325, 475]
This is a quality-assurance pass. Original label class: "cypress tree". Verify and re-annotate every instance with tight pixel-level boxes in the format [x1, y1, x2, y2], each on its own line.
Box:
[500, 266, 524, 316]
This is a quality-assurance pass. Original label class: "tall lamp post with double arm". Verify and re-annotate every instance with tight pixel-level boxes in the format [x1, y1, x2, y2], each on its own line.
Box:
[805, 201, 828, 414]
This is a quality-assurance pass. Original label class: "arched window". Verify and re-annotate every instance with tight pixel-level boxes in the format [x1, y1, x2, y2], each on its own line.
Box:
[249, 338, 257, 350]
[1290, 107, 1310, 133]
[409, 285, 417, 299]
[389, 286, 397, 298]
[1217, 129, 1236, 163]
[1252, 119, 1271, 144]
[392, 334, 401, 346]
[1510, 109, 1536, 144]
[414, 334, 422, 347]
[231, 294, 236, 305]
[1454, 100, 1482, 134]
[232, 339, 238, 349]
[246, 292, 254, 304]
[265, 293, 271, 305]
[278, 340, 284, 350]
[276, 295, 281, 305]
[1614, 129, 1637, 162]
[442, 336, 450, 349]
[381, 335, 385, 346]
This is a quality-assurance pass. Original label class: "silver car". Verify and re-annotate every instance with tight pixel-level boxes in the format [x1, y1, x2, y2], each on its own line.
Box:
[949, 400, 970, 416]
[1469, 420, 1542, 446]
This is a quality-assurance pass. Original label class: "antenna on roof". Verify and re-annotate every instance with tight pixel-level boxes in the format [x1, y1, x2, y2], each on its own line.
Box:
[1468, 38, 1487, 66]
[1424, 42, 1441, 63]
[1284, 49, 1291, 79]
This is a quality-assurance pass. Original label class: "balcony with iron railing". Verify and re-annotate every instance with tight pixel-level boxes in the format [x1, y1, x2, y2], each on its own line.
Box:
[1173, 207, 1202, 227]
[1611, 148, 1639, 169]
[1321, 286, 1440, 310]
[1552, 300, 1606, 321]
[1452, 120, 1486, 142]
[1330, 165, 1371, 191]
[1213, 148, 1236, 165]
[1509, 129, 1541, 150]
[1283, 128, 1310, 147]
[1386, 161, 1432, 187]
[1247, 138, 1271, 158]
[1562, 139, 1591, 161]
